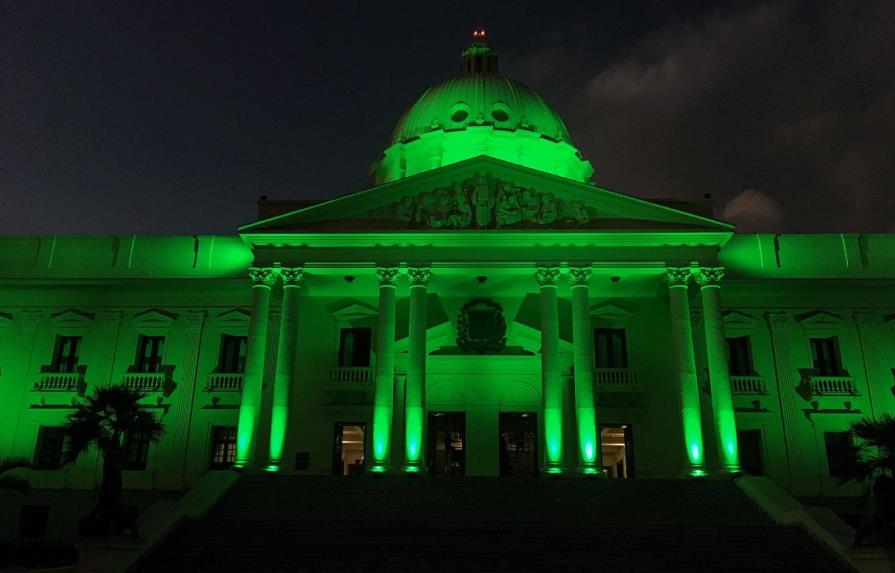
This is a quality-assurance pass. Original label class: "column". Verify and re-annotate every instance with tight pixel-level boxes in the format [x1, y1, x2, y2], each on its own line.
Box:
[694, 267, 740, 474]
[854, 312, 890, 419]
[158, 310, 205, 489]
[569, 266, 600, 474]
[767, 312, 802, 490]
[235, 267, 275, 468]
[666, 268, 706, 476]
[537, 267, 563, 473]
[267, 267, 303, 470]
[371, 267, 399, 472]
[405, 267, 430, 473]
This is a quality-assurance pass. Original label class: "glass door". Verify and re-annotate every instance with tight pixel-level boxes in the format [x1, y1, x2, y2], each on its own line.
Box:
[332, 422, 366, 476]
[499, 413, 538, 476]
[427, 413, 465, 475]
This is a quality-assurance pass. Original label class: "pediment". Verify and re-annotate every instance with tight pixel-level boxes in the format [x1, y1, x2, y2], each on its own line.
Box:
[590, 299, 637, 324]
[796, 310, 844, 335]
[723, 310, 757, 328]
[240, 156, 733, 235]
[50, 309, 95, 326]
[329, 300, 379, 321]
[213, 308, 251, 326]
[133, 309, 178, 328]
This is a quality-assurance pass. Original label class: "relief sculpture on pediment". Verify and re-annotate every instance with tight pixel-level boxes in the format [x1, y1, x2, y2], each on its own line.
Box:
[368, 172, 595, 229]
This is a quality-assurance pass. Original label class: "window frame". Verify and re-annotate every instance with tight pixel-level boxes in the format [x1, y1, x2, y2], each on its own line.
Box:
[34, 426, 65, 470]
[593, 327, 628, 369]
[726, 335, 754, 376]
[218, 334, 248, 373]
[51, 335, 82, 373]
[135, 335, 165, 373]
[209, 426, 237, 470]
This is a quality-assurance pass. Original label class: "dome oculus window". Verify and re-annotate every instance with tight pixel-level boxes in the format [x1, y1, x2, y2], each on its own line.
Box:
[450, 103, 471, 123]
[491, 103, 511, 123]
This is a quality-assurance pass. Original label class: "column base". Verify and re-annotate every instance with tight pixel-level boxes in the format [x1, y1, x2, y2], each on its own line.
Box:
[711, 465, 743, 479]
[370, 462, 389, 474]
[544, 462, 564, 476]
[403, 462, 424, 474]
[681, 465, 708, 478]
[578, 463, 604, 478]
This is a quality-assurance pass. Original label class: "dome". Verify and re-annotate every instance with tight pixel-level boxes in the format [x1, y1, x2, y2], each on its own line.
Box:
[371, 30, 594, 185]
[389, 74, 573, 146]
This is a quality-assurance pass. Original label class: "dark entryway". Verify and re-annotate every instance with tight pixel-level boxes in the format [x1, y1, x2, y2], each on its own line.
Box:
[499, 413, 538, 476]
[427, 412, 465, 475]
[600, 424, 635, 478]
[738, 429, 764, 476]
[332, 422, 366, 476]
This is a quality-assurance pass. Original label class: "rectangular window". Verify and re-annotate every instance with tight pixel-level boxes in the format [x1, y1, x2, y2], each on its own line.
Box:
[218, 335, 248, 373]
[338, 327, 372, 367]
[824, 431, 853, 478]
[737, 430, 764, 476]
[123, 431, 150, 470]
[209, 426, 237, 470]
[594, 328, 628, 368]
[726, 336, 753, 376]
[34, 426, 65, 469]
[811, 337, 843, 376]
[51, 336, 82, 373]
[136, 335, 165, 373]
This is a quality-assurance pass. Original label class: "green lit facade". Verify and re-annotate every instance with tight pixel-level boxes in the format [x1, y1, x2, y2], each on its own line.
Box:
[2, 36, 895, 518]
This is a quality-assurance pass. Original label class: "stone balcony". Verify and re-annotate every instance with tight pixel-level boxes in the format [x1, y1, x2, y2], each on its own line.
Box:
[593, 368, 640, 392]
[122, 372, 166, 392]
[730, 375, 768, 395]
[34, 372, 82, 392]
[328, 366, 374, 385]
[809, 375, 858, 396]
[206, 372, 244, 392]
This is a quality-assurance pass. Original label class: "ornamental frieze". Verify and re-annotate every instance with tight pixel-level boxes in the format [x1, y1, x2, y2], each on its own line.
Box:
[367, 173, 596, 229]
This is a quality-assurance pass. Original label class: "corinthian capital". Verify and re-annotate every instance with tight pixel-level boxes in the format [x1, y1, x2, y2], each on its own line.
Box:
[664, 267, 692, 287]
[280, 267, 304, 286]
[693, 267, 725, 287]
[568, 266, 592, 287]
[535, 267, 561, 287]
[408, 267, 432, 287]
[249, 267, 276, 287]
[376, 267, 400, 286]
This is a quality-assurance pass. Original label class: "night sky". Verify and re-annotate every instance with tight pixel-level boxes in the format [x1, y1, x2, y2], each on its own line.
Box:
[2, 1, 893, 235]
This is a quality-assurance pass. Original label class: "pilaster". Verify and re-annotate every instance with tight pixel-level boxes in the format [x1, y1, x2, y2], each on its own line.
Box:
[537, 266, 563, 473]
[569, 265, 599, 474]
[371, 266, 399, 472]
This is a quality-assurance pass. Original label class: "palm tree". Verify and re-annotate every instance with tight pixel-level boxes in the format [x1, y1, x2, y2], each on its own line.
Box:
[842, 414, 895, 484]
[0, 457, 31, 494]
[63, 385, 163, 537]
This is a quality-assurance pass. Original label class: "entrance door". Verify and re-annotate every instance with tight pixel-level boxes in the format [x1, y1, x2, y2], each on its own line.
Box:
[332, 422, 366, 476]
[499, 413, 538, 476]
[427, 413, 465, 475]
[600, 424, 634, 478]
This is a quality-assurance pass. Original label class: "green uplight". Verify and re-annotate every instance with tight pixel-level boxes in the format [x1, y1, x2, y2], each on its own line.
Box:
[690, 468, 707, 478]
[372, 405, 392, 465]
[405, 407, 423, 467]
[264, 464, 279, 473]
[404, 465, 422, 474]
[546, 466, 563, 475]
[370, 464, 387, 474]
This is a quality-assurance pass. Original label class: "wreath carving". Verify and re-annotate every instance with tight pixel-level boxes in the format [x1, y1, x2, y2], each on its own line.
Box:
[456, 298, 507, 354]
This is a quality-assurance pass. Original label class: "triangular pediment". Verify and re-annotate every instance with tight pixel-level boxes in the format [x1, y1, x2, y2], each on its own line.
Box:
[133, 309, 178, 328]
[240, 156, 733, 235]
[50, 309, 95, 326]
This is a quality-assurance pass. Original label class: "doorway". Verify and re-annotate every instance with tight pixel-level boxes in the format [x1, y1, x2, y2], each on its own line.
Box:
[600, 424, 634, 478]
[332, 422, 366, 476]
[499, 413, 538, 476]
[427, 412, 465, 475]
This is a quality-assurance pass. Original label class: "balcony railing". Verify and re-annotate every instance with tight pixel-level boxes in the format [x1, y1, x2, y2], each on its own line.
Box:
[593, 368, 640, 391]
[329, 366, 374, 385]
[34, 372, 81, 392]
[122, 372, 166, 392]
[730, 375, 767, 395]
[206, 372, 244, 391]
[809, 375, 858, 396]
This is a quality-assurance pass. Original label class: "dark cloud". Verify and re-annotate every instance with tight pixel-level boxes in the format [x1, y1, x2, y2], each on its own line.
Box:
[722, 188, 783, 231]
[516, 0, 895, 232]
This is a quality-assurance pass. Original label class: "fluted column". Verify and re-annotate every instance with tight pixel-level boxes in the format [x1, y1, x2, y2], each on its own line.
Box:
[666, 268, 706, 476]
[267, 267, 303, 470]
[405, 267, 431, 472]
[537, 266, 563, 473]
[854, 312, 890, 419]
[767, 312, 802, 490]
[371, 267, 399, 472]
[569, 266, 599, 474]
[235, 267, 275, 468]
[694, 267, 740, 474]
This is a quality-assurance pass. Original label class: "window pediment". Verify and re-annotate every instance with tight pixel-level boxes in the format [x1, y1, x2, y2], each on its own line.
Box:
[132, 309, 177, 329]
[213, 308, 251, 327]
[50, 309, 95, 327]
[796, 310, 844, 336]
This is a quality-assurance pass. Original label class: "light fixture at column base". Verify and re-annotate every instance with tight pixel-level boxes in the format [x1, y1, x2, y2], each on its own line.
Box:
[370, 463, 388, 474]
[264, 464, 280, 473]
[403, 463, 423, 474]
[545, 463, 564, 476]
[579, 464, 602, 477]
[688, 467, 708, 478]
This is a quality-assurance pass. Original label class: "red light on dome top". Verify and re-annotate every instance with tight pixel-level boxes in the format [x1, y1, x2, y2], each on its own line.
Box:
[472, 28, 486, 39]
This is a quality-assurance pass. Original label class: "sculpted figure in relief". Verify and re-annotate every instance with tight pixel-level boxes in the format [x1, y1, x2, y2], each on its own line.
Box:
[496, 187, 522, 227]
[470, 175, 497, 228]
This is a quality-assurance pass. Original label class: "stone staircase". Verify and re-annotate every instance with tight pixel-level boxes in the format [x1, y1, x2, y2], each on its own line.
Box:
[132, 475, 853, 572]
